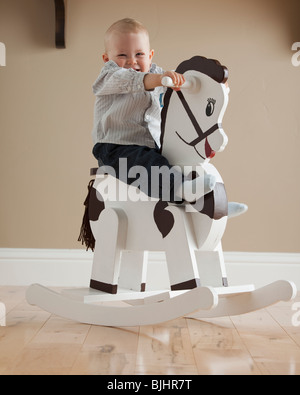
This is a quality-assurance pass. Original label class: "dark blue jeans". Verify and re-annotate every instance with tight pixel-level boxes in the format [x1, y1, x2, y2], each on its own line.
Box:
[92, 143, 184, 203]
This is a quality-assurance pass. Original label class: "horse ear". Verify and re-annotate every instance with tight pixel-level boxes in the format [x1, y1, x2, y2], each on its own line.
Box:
[153, 200, 174, 238]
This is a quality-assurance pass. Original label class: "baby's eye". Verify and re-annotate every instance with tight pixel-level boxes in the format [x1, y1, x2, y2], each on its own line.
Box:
[136, 52, 145, 57]
[118, 54, 126, 57]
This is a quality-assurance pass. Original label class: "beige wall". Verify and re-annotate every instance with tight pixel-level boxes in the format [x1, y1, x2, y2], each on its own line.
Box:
[0, 0, 299, 252]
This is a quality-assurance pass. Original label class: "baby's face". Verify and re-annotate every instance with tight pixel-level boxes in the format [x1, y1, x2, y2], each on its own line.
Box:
[103, 31, 154, 73]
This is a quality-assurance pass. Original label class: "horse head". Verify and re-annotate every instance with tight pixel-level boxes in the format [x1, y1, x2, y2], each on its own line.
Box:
[160, 56, 229, 168]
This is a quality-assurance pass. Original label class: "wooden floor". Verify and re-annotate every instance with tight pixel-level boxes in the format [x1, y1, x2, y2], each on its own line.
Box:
[0, 286, 300, 375]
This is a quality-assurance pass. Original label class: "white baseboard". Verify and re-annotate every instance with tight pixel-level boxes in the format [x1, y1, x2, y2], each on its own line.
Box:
[0, 248, 299, 289]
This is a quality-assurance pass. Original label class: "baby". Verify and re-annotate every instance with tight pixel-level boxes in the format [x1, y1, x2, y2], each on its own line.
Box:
[92, 18, 215, 203]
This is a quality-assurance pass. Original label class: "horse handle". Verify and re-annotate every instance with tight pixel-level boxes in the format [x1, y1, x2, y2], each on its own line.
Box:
[161, 75, 200, 92]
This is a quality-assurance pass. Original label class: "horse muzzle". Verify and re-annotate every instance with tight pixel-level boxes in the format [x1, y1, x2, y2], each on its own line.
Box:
[206, 126, 228, 154]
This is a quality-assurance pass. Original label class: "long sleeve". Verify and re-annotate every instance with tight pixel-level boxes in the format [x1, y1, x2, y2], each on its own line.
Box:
[93, 61, 148, 96]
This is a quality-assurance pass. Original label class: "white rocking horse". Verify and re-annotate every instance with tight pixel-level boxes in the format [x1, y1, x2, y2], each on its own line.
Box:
[26, 56, 297, 326]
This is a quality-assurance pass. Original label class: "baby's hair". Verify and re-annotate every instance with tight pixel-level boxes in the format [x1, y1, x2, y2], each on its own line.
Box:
[104, 18, 150, 51]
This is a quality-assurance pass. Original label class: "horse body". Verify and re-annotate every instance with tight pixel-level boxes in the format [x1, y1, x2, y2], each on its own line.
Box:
[92, 161, 227, 252]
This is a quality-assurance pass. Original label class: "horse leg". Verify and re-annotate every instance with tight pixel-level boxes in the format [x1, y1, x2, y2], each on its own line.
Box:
[195, 242, 228, 287]
[118, 250, 148, 292]
[163, 206, 200, 290]
[90, 208, 127, 294]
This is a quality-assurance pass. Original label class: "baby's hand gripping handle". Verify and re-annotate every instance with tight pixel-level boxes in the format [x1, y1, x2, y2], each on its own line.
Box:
[161, 76, 200, 92]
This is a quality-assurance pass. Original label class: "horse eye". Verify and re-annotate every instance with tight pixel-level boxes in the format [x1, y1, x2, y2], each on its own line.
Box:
[206, 99, 215, 116]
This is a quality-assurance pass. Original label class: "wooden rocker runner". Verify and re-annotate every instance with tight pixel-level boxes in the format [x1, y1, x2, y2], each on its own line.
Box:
[26, 56, 297, 326]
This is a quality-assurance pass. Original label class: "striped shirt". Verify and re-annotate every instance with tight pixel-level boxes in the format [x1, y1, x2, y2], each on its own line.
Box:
[92, 61, 165, 148]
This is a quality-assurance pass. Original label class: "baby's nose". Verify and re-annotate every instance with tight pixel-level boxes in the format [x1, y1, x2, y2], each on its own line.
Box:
[127, 57, 136, 65]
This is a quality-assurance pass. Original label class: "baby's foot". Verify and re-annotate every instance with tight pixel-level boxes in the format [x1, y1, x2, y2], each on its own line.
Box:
[177, 175, 216, 202]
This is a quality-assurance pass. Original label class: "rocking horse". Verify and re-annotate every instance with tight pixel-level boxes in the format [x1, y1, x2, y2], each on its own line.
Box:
[26, 56, 297, 326]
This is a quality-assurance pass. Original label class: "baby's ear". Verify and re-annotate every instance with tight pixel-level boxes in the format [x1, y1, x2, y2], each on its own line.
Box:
[149, 49, 154, 61]
[102, 53, 109, 63]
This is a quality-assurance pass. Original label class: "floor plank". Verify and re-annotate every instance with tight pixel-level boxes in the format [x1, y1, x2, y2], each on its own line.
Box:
[187, 317, 261, 374]
[71, 325, 139, 375]
[230, 308, 300, 375]
[135, 318, 198, 375]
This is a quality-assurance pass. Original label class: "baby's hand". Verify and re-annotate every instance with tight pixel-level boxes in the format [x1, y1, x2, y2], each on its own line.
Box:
[162, 71, 185, 91]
